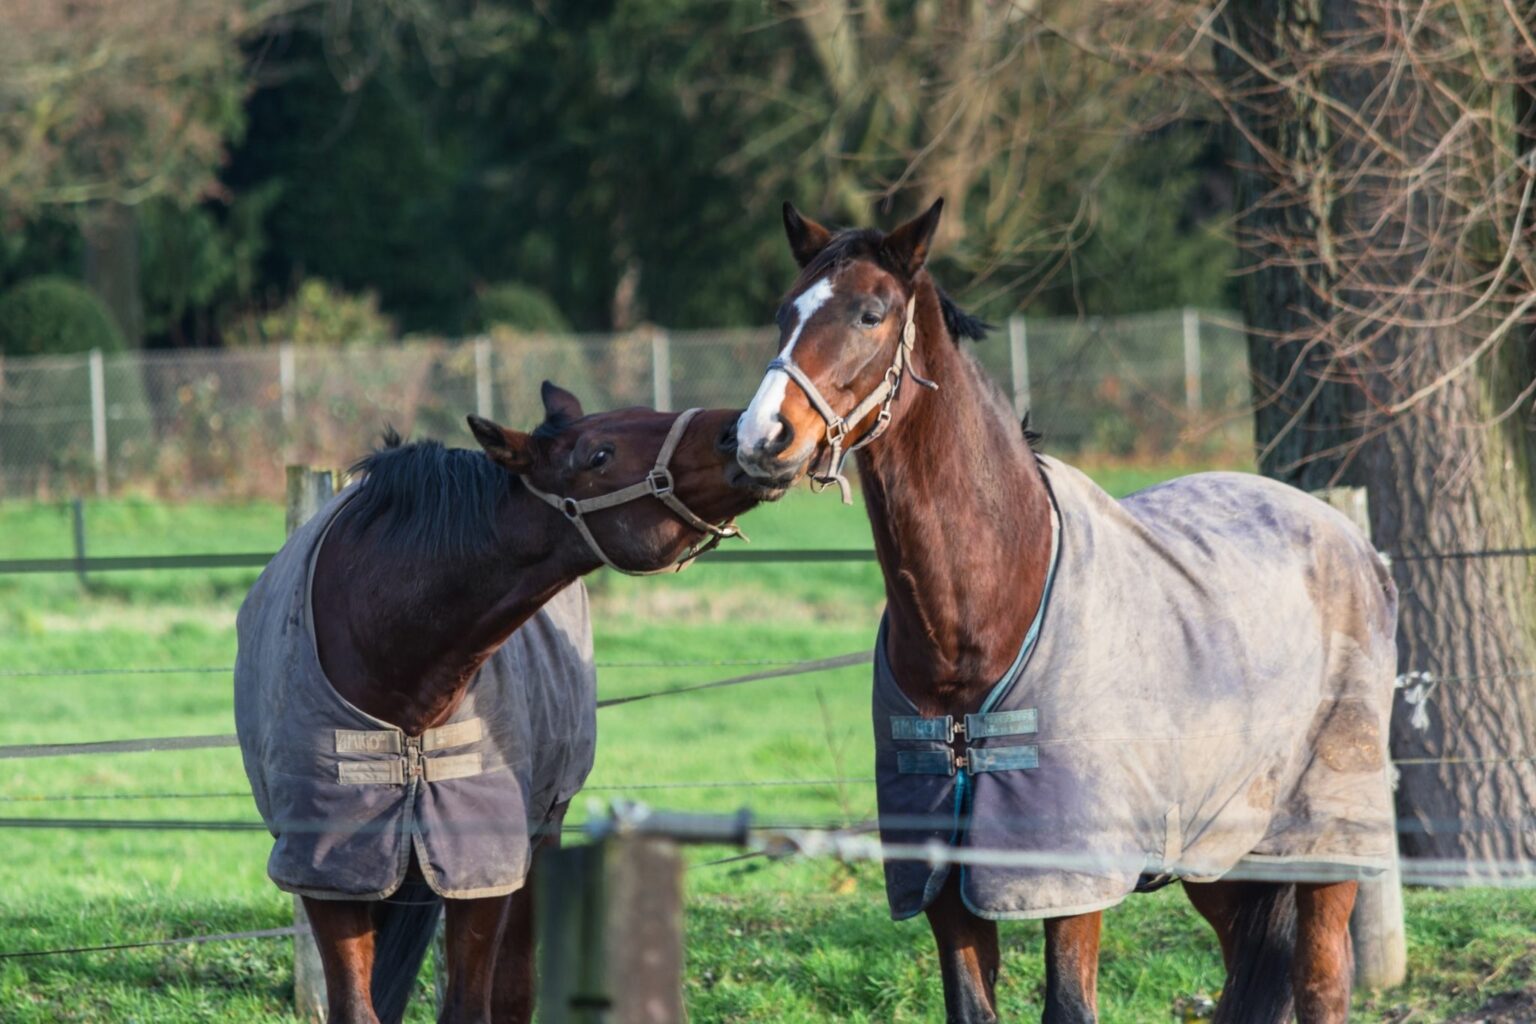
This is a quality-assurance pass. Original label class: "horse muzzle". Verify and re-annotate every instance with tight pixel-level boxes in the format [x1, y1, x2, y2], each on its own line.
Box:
[719, 417, 800, 498]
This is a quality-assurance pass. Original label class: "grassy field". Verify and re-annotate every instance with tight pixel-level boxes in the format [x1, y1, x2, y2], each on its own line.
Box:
[0, 462, 1532, 1022]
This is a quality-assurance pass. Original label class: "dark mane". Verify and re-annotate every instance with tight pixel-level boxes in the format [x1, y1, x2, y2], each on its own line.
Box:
[342, 429, 512, 556]
[936, 286, 989, 342]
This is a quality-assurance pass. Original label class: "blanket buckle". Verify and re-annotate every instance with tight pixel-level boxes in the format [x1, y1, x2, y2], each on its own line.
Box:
[404, 736, 422, 781]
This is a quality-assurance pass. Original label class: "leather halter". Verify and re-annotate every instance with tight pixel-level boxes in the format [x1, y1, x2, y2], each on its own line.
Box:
[520, 408, 743, 575]
[766, 293, 938, 503]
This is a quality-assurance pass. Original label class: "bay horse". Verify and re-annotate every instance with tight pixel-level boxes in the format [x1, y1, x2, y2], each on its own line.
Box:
[235, 382, 782, 1024]
[730, 201, 1398, 1023]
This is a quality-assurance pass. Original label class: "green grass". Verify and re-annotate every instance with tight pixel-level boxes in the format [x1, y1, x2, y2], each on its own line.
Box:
[1, 464, 1532, 1022]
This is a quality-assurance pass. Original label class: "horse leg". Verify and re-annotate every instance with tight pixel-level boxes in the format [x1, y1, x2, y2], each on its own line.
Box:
[302, 897, 380, 1024]
[1292, 880, 1357, 1024]
[491, 799, 570, 1023]
[925, 873, 1001, 1023]
[439, 896, 512, 1024]
[1042, 912, 1102, 1024]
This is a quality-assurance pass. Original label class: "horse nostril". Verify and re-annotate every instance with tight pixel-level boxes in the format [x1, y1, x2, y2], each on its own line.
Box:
[764, 415, 794, 456]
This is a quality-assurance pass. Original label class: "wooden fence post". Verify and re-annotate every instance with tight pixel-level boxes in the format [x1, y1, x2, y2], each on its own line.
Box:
[537, 835, 685, 1023]
[286, 465, 337, 1022]
[1313, 485, 1408, 991]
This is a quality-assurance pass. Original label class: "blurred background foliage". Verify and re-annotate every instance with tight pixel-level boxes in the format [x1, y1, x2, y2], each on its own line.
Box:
[0, 0, 1237, 354]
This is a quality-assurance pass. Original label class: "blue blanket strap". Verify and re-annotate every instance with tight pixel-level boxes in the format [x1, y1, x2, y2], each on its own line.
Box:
[895, 750, 956, 776]
[967, 744, 1039, 773]
[892, 708, 1040, 775]
[890, 715, 954, 742]
[964, 708, 1038, 739]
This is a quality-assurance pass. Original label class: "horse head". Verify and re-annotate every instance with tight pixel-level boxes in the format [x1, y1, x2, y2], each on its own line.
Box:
[468, 381, 785, 574]
[733, 199, 947, 499]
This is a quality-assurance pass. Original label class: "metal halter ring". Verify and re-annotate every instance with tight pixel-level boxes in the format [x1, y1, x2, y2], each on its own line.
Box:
[646, 467, 675, 497]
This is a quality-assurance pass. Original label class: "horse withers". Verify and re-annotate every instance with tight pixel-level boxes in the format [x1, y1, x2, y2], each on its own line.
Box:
[234, 382, 783, 1024]
[730, 201, 1398, 1024]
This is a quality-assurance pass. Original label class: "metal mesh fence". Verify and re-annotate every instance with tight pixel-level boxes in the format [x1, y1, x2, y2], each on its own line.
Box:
[0, 309, 1252, 499]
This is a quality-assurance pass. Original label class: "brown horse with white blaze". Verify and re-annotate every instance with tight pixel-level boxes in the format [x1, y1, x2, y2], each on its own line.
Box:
[731, 201, 1396, 1024]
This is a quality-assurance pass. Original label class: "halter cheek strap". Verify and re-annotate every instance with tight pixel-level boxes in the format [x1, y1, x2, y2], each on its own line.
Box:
[520, 408, 744, 576]
[767, 294, 937, 504]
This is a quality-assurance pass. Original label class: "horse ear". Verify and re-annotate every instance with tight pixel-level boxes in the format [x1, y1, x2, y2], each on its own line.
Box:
[882, 197, 944, 277]
[540, 381, 585, 423]
[783, 201, 832, 268]
[466, 415, 533, 473]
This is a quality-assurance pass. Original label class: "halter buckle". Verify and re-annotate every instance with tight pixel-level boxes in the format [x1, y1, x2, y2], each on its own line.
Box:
[559, 497, 582, 520]
[826, 420, 849, 447]
[646, 467, 675, 497]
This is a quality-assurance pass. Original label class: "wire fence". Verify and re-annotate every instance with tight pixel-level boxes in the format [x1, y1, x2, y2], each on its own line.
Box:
[0, 308, 1250, 498]
[4, 510, 1535, 970]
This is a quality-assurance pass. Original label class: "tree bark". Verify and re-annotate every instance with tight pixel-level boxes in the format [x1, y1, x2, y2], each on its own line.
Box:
[1216, 0, 1365, 491]
[1218, 0, 1536, 865]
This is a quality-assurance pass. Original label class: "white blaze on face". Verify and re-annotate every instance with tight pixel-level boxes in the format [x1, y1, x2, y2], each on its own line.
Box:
[737, 276, 835, 454]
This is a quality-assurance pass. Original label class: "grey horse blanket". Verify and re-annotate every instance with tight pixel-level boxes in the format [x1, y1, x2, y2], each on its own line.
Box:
[875, 457, 1397, 921]
[234, 488, 596, 900]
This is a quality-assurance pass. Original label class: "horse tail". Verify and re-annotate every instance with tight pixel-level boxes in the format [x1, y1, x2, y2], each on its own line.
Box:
[1212, 882, 1297, 1024]
[369, 874, 444, 1024]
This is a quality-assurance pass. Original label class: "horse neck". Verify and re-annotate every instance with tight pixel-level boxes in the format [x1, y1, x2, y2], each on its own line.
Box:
[314, 489, 589, 734]
[856, 286, 1054, 715]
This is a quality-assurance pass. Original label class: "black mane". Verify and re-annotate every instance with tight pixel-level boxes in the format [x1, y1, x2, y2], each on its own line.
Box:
[343, 428, 512, 556]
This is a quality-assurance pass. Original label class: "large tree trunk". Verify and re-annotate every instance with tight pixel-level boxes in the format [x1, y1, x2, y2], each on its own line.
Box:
[1218, 0, 1536, 866]
[1216, 0, 1366, 491]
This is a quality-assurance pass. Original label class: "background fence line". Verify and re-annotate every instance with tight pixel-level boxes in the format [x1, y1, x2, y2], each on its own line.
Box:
[0, 307, 1250, 498]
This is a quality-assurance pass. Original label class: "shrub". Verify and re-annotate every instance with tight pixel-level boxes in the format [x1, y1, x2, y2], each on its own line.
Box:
[0, 276, 128, 356]
[239, 278, 395, 347]
[475, 282, 572, 334]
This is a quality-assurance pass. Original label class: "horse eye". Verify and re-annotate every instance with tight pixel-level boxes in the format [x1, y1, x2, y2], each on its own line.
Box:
[858, 310, 883, 328]
[588, 448, 613, 469]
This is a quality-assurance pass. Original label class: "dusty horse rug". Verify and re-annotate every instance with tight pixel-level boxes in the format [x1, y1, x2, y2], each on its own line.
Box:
[234, 488, 596, 900]
[874, 457, 1398, 921]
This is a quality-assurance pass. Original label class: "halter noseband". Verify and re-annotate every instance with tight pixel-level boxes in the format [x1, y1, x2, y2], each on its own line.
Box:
[765, 293, 938, 503]
[520, 408, 744, 576]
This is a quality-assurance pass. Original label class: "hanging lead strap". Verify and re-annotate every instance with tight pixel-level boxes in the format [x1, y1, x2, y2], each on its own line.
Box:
[521, 408, 745, 575]
[767, 294, 936, 504]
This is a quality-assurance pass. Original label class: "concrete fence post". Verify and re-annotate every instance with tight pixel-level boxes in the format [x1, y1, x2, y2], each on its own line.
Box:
[475, 336, 494, 420]
[1313, 485, 1408, 992]
[286, 466, 337, 1022]
[651, 330, 672, 412]
[1181, 308, 1202, 415]
[88, 348, 107, 496]
[279, 343, 297, 430]
[1008, 315, 1031, 419]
